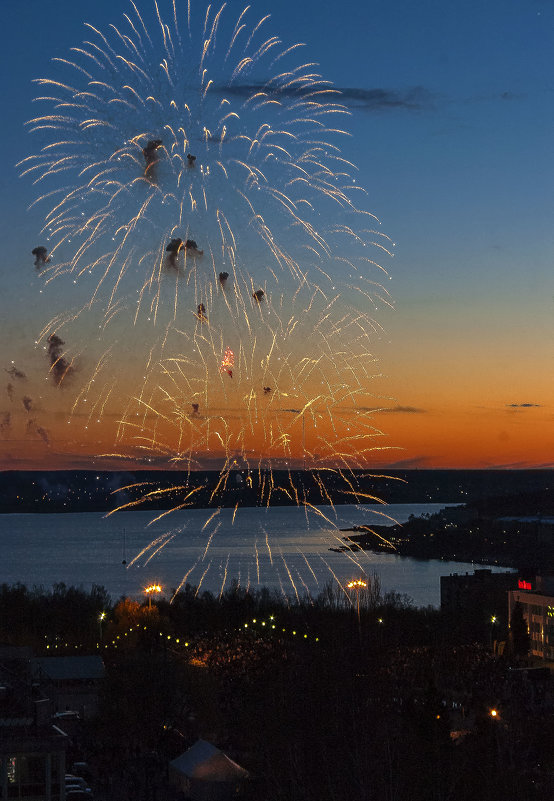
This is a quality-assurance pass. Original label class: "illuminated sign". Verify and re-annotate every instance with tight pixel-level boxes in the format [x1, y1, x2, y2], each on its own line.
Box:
[518, 579, 532, 590]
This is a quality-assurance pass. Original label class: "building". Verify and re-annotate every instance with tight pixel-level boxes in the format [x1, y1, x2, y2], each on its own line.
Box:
[31, 655, 105, 720]
[0, 729, 67, 801]
[440, 568, 518, 625]
[0, 649, 67, 801]
[508, 577, 554, 660]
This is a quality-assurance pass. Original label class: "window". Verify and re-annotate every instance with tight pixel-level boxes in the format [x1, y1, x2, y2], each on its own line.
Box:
[5, 755, 47, 800]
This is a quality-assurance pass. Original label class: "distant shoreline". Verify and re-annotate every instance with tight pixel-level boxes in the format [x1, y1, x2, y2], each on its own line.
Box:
[338, 504, 553, 572]
[0, 467, 552, 515]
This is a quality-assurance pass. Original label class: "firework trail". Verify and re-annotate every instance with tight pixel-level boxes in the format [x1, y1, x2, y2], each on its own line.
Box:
[19, 1, 397, 598]
[110, 287, 391, 476]
[21, 0, 392, 351]
[101, 285, 401, 597]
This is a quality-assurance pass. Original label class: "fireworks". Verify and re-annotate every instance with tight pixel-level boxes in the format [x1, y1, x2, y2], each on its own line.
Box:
[21, 0, 392, 327]
[19, 1, 396, 599]
[220, 345, 235, 378]
[113, 287, 389, 473]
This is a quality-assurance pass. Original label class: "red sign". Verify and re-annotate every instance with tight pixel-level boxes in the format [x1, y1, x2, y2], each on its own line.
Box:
[518, 579, 532, 590]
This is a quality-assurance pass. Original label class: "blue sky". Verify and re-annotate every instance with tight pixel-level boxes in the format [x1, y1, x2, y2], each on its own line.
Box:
[1, 0, 553, 469]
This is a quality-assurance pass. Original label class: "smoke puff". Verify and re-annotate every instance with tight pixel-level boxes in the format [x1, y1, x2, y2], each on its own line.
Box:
[26, 418, 50, 445]
[47, 334, 75, 386]
[5, 366, 26, 380]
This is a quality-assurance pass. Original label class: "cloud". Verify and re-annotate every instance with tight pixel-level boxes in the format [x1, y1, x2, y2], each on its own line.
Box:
[384, 456, 429, 469]
[214, 82, 435, 111]
[379, 405, 427, 414]
[355, 405, 427, 414]
[483, 460, 554, 469]
[463, 90, 526, 106]
[506, 403, 542, 408]
[332, 86, 435, 111]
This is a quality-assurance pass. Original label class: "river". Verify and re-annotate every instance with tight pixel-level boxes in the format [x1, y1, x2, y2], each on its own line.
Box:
[1, 503, 513, 607]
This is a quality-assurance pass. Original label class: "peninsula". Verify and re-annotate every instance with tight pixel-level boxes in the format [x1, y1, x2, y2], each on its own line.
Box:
[343, 487, 554, 571]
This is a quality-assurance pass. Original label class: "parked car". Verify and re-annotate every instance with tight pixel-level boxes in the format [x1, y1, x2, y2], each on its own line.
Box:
[65, 783, 92, 795]
[65, 775, 90, 791]
[54, 710, 80, 721]
[71, 762, 93, 781]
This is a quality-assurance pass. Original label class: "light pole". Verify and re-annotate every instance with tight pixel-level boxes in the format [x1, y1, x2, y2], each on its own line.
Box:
[490, 615, 497, 650]
[145, 584, 162, 609]
[98, 611, 106, 640]
[347, 579, 367, 632]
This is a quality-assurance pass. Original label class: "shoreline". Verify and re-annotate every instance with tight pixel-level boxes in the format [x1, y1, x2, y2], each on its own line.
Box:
[339, 509, 552, 571]
[1, 467, 552, 514]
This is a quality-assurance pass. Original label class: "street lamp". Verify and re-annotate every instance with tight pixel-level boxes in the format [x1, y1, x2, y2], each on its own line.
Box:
[347, 579, 367, 627]
[145, 584, 162, 609]
[490, 615, 498, 649]
[98, 611, 106, 640]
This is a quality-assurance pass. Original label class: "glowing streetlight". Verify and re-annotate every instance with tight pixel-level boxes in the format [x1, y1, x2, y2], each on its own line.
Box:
[98, 611, 106, 640]
[490, 615, 498, 649]
[347, 579, 367, 626]
[145, 584, 162, 609]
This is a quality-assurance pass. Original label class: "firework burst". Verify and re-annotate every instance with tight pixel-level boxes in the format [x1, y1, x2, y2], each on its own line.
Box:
[21, 0, 392, 329]
[19, 1, 397, 598]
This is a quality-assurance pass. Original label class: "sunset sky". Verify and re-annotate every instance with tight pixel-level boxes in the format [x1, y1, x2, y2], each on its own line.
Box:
[0, 0, 552, 471]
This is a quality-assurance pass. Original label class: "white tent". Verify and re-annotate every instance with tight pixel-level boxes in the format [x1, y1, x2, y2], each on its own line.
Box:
[169, 740, 249, 801]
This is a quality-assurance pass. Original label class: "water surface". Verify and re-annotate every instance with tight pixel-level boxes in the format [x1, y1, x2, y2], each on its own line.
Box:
[1, 503, 512, 607]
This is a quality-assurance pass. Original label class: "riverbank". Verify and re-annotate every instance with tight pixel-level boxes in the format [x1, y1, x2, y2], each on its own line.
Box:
[343, 494, 554, 571]
[0, 504, 497, 608]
